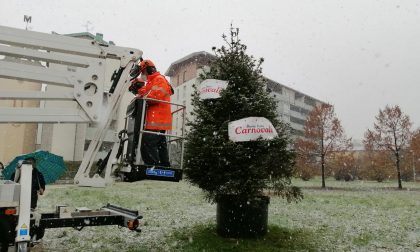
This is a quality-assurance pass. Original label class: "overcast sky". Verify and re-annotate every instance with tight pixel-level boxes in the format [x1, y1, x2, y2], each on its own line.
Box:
[1, 0, 419, 143]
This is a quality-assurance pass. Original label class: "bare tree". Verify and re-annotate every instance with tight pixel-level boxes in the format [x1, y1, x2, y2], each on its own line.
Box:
[364, 105, 412, 189]
[296, 103, 352, 188]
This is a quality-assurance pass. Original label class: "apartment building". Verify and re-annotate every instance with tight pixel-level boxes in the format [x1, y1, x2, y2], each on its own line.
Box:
[266, 78, 324, 137]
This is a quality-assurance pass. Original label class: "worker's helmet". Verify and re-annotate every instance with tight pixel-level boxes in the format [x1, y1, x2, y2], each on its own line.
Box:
[139, 59, 157, 74]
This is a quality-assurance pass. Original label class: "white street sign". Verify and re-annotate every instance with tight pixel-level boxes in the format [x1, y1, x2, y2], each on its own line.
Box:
[228, 117, 278, 142]
[199, 79, 228, 99]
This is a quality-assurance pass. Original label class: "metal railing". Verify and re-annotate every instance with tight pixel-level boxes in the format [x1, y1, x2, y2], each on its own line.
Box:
[135, 97, 186, 170]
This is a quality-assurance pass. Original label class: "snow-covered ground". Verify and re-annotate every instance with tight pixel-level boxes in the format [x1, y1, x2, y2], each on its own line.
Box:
[35, 181, 215, 251]
[34, 179, 420, 251]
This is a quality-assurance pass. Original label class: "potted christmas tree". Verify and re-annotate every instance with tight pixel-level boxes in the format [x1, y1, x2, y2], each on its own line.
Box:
[184, 27, 302, 238]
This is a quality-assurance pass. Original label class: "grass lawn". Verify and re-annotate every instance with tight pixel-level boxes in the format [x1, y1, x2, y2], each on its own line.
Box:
[35, 178, 420, 251]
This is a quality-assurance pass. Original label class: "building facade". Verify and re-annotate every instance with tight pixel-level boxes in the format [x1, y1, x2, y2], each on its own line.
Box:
[266, 78, 324, 137]
[165, 51, 324, 138]
[0, 57, 42, 163]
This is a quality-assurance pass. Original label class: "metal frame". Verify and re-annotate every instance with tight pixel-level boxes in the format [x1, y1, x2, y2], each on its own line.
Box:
[74, 64, 137, 187]
[0, 25, 142, 123]
[135, 97, 186, 170]
[15, 163, 32, 246]
[0, 25, 187, 188]
[0, 25, 143, 187]
[36, 204, 141, 230]
[1, 202, 141, 250]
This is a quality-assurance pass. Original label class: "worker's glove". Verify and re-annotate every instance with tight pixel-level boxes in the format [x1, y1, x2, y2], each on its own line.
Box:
[129, 79, 145, 95]
[129, 64, 140, 79]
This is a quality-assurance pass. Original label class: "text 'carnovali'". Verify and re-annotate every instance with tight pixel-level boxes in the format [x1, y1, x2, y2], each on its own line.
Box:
[235, 127, 274, 134]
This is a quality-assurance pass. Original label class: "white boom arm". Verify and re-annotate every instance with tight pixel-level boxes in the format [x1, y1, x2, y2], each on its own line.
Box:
[0, 25, 142, 187]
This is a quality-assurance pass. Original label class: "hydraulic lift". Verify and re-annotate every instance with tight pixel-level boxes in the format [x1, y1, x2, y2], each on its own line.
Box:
[0, 25, 185, 251]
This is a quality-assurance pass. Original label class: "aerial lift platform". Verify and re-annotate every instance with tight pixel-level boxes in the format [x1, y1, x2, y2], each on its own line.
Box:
[0, 25, 185, 251]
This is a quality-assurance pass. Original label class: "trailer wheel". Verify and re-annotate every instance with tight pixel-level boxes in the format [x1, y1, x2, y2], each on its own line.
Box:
[16, 242, 30, 252]
[0, 217, 11, 252]
[32, 227, 45, 241]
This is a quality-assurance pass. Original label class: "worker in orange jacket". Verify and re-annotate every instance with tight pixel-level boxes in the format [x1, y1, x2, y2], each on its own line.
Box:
[131, 59, 173, 167]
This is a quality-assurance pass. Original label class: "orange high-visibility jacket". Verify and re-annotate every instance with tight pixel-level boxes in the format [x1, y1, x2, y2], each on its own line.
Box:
[137, 72, 173, 130]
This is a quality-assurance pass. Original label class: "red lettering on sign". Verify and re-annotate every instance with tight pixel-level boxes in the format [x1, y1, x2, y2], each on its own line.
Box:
[234, 127, 274, 134]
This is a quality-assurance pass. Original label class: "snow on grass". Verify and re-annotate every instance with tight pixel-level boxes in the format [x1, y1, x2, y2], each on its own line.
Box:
[34, 179, 420, 251]
[37, 181, 215, 251]
[270, 178, 420, 251]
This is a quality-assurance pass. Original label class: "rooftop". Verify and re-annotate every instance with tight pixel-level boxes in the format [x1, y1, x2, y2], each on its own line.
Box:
[165, 51, 216, 76]
[52, 31, 115, 46]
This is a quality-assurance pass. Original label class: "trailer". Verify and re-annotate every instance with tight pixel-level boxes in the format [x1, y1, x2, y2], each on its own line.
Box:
[1, 169, 141, 251]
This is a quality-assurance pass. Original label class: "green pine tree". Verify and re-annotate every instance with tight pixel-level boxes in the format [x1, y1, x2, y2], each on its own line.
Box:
[184, 26, 302, 203]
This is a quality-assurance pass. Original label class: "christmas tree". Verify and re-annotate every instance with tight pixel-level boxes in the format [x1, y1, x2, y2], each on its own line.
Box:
[184, 26, 302, 203]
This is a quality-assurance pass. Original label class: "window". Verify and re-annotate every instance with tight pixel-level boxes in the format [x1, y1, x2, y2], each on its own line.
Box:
[292, 129, 305, 136]
[177, 75, 180, 86]
[290, 104, 310, 115]
[304, 96, 316, 106]
[290, 104, 300, 112]
[183, 70, 187, 82]
[294, 92, 304, 100]
[84, 140, 91, 151]
[183, 85, 186, 99]
[290, 116, 307, 125]
[301, 108, 310, 115]
[266, 81, 282, 94]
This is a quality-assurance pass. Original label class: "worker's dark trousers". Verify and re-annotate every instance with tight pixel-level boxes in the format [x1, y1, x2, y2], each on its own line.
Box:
[141, 130, 171, 167]
[31, 194, 38, 209]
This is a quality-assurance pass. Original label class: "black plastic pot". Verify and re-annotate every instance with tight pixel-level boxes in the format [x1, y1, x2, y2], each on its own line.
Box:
[216, 195, 269, 238]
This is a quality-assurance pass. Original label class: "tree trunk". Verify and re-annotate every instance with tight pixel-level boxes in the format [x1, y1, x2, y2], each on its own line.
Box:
[321, 154, 326, 188]
[396, 153, 403, 189]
